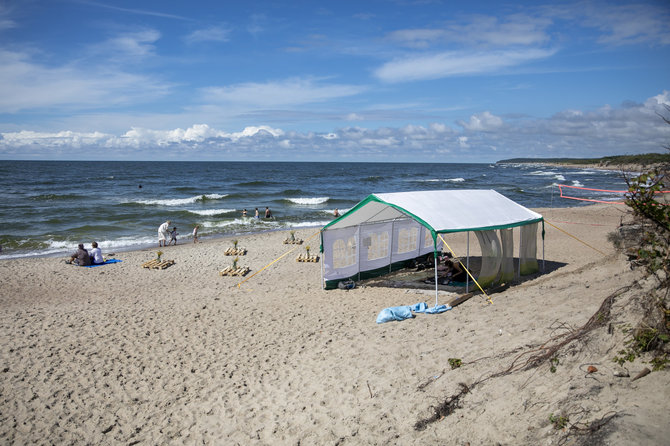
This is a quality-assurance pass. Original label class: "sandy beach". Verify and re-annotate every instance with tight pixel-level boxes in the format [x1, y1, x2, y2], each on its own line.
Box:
[1, 203, 668, 445]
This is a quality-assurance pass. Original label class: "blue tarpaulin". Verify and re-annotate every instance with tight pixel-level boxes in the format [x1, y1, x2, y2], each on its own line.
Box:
[83, 259, 122, 268]
[376, 302, 451, 323]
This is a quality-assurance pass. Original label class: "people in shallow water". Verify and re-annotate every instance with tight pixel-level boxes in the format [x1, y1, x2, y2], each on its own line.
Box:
[158, 220, 171, 247]
[265, 207, 272, 218]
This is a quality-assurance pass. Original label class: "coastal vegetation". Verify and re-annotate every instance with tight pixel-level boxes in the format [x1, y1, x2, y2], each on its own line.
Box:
[497, 153, 670, 167]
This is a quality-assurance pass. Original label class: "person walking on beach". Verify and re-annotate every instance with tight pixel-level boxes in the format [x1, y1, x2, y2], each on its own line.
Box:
[168, 226, 179, 245]
[265, 207, 272, 218]
[192, 224, 199, 243]
[158, 220, 171, 247]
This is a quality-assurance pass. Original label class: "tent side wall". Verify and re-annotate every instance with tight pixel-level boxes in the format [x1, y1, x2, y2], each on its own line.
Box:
[322, 218, 439, 289]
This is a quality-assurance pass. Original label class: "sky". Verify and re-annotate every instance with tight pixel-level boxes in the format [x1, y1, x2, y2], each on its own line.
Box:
[0, 0, 669, 163]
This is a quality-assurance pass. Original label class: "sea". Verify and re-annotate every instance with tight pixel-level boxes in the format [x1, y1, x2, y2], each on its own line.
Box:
[0, 160, 631, 260]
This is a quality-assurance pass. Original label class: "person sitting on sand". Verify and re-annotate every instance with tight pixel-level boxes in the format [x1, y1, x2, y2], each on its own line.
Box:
[442, 259, 467, 283]
[192, 224, 199, 243]
[68, 243, 91, 266]
[158, 220, 171, 247]
[168, 227, 179, 246]
[89, 241, 104, 264]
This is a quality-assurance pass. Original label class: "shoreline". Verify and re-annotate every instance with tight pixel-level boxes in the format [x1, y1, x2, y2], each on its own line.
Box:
[532, 161, 661, 173]
[2, 202, 668, 444]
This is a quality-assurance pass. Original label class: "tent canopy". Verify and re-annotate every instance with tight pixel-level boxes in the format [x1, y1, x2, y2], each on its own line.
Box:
[320, 189, 544, 290]
[323, 189, 543, 236]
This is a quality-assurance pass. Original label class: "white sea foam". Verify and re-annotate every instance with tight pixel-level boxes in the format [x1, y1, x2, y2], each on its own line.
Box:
[188, 208, 236, 216]
[288, 220, 332, 228]
[2, 235, 160, 260]
[135, 194, 228, 206]
[322, 208, 351, 215]
[555, 175, 566, 181]
[529, 170, 559, 176]
[288, 197, 329, 205]
[571, 180, 584, 187]
[201, 218, 274, 229]
[418, 178, 465, 183]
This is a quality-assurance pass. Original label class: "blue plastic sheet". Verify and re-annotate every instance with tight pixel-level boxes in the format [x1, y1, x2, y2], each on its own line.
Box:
[83, 259, 122, 268]
[376, 301, 451, 323]
[376, 305, 415, 324]
[425, 304, 452, 314]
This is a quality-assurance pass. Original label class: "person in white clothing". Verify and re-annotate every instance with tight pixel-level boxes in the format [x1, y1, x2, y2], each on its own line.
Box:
[158, 220, 171, 247]
[89, 241, 104, 264]
[193, 225, 199, 243]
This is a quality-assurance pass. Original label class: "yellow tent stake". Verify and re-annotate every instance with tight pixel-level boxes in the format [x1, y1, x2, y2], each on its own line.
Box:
[237, 231, 320, 288]
[545, 220, 607, 256]
[438, 234, 493, 304]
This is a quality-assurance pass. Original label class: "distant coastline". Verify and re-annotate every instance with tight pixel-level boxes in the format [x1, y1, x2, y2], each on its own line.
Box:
[496, 153, 670, 173]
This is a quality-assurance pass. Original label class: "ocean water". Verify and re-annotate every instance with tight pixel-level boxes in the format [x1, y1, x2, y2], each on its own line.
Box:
[0, 160, 629, 259]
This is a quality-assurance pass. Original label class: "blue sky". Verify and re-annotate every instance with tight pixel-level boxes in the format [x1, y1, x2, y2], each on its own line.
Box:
[0, 0, 669, 162]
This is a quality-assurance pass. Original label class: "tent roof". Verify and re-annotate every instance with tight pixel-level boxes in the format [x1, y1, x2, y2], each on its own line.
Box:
[323, 189, 543, 234]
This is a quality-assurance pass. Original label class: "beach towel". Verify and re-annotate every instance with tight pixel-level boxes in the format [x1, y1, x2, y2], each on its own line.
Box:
[376, 305, 415, 324]
[83, 259, 122, 268]
[425, 304, 452, 314]
[410, 302, 428, 313]
[376, 302, 430, 323]
[376, 301, 451, 323]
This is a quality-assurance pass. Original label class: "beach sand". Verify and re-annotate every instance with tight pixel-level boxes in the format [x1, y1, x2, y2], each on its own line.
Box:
[1, 203, 668, 445]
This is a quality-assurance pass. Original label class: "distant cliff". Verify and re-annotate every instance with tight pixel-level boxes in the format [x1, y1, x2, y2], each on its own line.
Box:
[497, 153, 670, 171]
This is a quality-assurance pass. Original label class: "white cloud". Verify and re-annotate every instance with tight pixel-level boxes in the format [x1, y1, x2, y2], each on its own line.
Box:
[0, 49, 171, 113]
[185, 26, 231, 43]
[202, 77, 366, 107]
[0, 3, 16, 30]
[2, 92, 669, 162]
[458, 111, 504, 131]
[90, 29, 162, 59]
[588, 4, 670, 46]
[374, 48, 556, 83]
[388, 14, 551, 49]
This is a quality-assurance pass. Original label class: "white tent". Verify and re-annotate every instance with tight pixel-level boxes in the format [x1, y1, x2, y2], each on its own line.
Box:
[320, 189, 544, 298]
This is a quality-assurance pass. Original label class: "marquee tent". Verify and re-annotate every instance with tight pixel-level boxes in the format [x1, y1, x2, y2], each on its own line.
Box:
[320, 190, 544, 298]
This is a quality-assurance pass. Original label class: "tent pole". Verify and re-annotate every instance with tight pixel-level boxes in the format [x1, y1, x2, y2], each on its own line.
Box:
[321, 245, 325, 289]
[466, 232, 470, 293]
[542, 228, 546, 272]
[434, 252, 439, 308]
[517, 227, 522, 279]
[357, 225, 361, 282]
[390, 220, 395, 274]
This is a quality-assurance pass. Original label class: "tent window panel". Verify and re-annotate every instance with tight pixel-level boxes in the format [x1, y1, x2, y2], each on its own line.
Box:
[397, 227, 418, 253]
[333, 237, 357, 268]
[367, 231, 389, 260]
